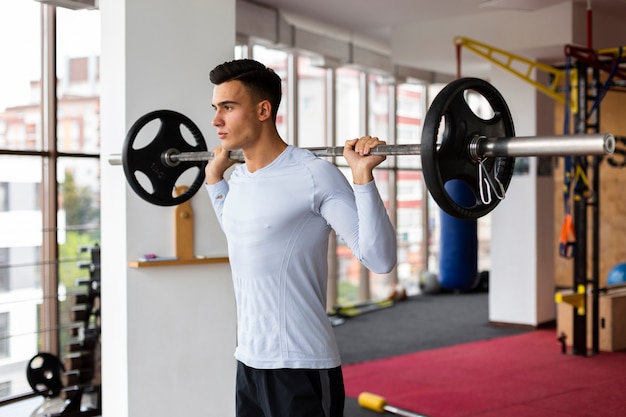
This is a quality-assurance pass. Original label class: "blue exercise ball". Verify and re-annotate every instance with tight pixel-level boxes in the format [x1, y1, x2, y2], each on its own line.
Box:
[607, 262, 626, 286]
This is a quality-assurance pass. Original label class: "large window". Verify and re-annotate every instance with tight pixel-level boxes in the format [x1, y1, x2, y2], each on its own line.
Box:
[0, 1, 100, 402]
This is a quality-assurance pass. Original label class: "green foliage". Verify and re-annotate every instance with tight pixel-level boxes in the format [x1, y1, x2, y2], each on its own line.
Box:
[61, 170, 99, 228]
[58, 168, 100, 290]
[336, 280, 359, 306]
[58, 231, 99, 291]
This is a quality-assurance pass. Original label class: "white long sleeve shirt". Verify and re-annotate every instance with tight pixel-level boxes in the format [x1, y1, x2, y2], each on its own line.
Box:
[206, 145, 396, 369]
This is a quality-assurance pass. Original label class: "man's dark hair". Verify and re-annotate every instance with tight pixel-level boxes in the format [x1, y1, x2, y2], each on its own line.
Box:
[210, 59, 282, 121]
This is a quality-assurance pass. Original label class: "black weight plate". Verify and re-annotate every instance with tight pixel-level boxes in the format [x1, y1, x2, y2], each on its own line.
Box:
[26, 352, 65, 398]
[421, 78, 515, 219]
[122, 110, 207, 206]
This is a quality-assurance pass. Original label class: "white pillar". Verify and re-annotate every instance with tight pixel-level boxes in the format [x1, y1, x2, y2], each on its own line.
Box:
[100, 1, 236, 416]
[488, 70, 555, 326]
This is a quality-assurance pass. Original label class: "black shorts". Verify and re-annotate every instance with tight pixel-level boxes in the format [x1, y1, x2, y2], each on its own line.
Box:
[236, 361, 345, 417]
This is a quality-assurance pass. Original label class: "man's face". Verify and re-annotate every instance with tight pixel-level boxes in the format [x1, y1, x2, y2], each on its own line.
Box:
[211, 80, 262, 151]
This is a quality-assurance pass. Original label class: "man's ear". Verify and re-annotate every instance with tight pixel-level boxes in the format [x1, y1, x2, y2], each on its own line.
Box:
[258, 100, 272, 121]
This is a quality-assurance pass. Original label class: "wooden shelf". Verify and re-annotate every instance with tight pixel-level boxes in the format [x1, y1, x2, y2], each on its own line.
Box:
[128, 186, 229, 269]
[128, 256, 229, 268]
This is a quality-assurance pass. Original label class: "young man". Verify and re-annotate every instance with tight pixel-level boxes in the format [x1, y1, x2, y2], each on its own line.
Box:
[205, 58, 397, 417]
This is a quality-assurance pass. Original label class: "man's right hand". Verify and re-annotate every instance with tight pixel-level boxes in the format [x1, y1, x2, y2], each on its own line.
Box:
[205, 146, 237, 184]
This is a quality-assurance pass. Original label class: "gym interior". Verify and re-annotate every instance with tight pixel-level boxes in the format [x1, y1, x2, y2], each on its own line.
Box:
[1, 0, 625, 416]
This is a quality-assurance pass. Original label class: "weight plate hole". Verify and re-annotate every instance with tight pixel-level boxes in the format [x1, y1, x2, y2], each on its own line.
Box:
[465, 90, 495, 120]
[179, 124, 197, 147]
[132, 119, 161, 150]
[171, 167, 202, 196]
[132, 171, 154, 194]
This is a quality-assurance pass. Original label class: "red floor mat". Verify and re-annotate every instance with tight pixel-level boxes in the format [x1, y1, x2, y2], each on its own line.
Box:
[343, 329, 626, 417]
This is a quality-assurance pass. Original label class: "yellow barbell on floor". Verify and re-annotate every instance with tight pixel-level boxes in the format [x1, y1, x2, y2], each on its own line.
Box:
[358, 391, 428, 417]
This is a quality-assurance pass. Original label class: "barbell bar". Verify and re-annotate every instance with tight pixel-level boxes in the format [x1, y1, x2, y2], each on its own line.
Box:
[108, 134, 613, 167]
[108, 77, 615, 219]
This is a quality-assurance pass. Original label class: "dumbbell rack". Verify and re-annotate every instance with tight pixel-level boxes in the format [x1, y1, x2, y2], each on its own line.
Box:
[62, 244, 102, 415]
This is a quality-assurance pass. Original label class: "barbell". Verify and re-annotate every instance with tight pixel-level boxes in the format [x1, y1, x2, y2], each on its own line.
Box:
[108, 77, 615, 219]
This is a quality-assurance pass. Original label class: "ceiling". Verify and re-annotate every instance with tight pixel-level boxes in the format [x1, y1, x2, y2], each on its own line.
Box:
[256, 0, 626, 44]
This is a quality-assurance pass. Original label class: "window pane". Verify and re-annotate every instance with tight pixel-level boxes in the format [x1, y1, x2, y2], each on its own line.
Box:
[0, 1, 42, 150]
[335, 67, 362, 302]
[297, 55, 327, 148]
[335, 67, 360, 141]
[58, 157, 101, 235]
[368, 74, 392, 170]
[397, 169, 427, 295]
[0, 155, 44, 401]
[56, 7, 100, 154]
[394, 82, 433, 294]
[368, 74, 390, 140]
[335, 167, 396, 302]
[234, 44, 248, 59]
[252, 45, 289, 141]
[57, 156, 101, 369]
[0, 313, 8, 358]
[397, 82, 425, 169]
[419, 83, 448, 283]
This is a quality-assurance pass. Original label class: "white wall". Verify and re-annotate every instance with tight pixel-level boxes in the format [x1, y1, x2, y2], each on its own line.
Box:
[100, 1, 236, 416]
